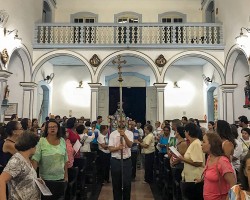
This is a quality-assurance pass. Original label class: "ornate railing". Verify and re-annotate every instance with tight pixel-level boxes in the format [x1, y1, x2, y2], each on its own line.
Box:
[34, 23, 223, 49]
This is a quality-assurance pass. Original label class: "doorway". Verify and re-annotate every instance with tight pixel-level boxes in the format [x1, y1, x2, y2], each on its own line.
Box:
[109, 87, 146, 125]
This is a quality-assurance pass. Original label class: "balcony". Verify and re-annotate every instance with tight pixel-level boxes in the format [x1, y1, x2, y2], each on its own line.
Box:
[33, 23, 224, 49]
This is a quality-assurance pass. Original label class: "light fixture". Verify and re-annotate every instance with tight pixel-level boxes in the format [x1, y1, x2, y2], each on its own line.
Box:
[236, 27, 250, 46]
[3, 28, 21, 40]
[76, 81, 83, 88]
[173, 81, 180, 88]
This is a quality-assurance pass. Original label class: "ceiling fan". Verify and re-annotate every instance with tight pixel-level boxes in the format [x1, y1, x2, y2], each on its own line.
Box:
[41, 70, 55, 84]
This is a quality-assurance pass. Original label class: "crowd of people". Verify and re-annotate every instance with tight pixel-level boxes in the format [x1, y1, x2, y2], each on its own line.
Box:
[0, 113, 249, 200]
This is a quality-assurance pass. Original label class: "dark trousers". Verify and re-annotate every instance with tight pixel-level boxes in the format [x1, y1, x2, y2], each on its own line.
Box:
[99, 151, 111, 182]
[144, 152, 154, 183]
[111, 157, 132, 200]
[181, 181, 203, 200]
[171, 164, 184, 200]
[131, 151, 138, 179]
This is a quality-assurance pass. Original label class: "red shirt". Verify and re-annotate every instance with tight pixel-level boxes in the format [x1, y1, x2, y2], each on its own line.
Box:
[203, 156, 234, 200]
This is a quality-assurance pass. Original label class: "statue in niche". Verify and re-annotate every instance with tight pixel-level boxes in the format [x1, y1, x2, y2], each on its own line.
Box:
[155, 54, 167, 67]
[89, 54, 101, 67]
[244, 74, 250, 108]
[1, 48, 9, 66]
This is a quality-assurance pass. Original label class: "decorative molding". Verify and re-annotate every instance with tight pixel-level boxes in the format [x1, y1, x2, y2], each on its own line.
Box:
[19, 82, 38, 90]
[0, 10, 8, 28]
[155, 54, 167, 67]
[89, 54, 101, 67]
[219, 84, 238, 93]
[0, 49, 9, 67]
[105, 72, 150, 86]
[0, 70, 12, 78]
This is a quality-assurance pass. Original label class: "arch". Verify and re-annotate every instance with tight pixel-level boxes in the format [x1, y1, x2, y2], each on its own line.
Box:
[114, 11, 142, 23]
[70, 12, 98, 23]
[32, 50, 94, 82]
[162, 51, 225, 83]
[206, 82, 220, 122]
[205, 0, 215, 23]
[43, 0, 52, 23]
[8, 45, 33, 82]
[224, 45, 250, 83]
[105, 72, 150, 86]
[95, 50, 159, 83]
[158, 11, 187, 23]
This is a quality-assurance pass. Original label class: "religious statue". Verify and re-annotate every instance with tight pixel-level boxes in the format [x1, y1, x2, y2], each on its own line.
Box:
[109, 102, 127, 131]
[1, 48, 9, 66]
[244, 75, 250, 108]
[2, 85, 9, 105]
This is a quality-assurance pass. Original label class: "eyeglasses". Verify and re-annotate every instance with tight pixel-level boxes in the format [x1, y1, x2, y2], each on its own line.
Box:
[48, 126, 58, 129]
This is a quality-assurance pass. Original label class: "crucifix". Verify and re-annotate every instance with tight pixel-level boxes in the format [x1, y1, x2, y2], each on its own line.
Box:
[112, 55, 126, 198]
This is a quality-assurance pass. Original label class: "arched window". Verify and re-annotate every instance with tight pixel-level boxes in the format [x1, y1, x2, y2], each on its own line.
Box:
[158, 12, 187, 23]
[70, 12, 98, 23]
[159, 12, 186, 44]
[114, 12, 142, 44]
[205, 0, 215, 23]
[70, 12, 98, 43]
[42, 1, 52, 23]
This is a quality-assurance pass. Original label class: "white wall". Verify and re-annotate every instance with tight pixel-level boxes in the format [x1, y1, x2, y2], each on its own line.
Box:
[52, 65, 91, 118]
[7, 52, 25, 117]
[55, 0, 202, 23]
[164, 65, 205, 120]
[215, 0, 250, 58]
[2, 0, 43, 59]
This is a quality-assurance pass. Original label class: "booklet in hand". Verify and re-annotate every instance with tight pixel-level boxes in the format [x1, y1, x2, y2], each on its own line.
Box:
[169, 146, 181, 158]
[35, 179, 52, 196]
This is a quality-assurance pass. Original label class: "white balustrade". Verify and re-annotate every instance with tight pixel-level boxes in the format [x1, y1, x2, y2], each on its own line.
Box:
[34, 23, 223, 48]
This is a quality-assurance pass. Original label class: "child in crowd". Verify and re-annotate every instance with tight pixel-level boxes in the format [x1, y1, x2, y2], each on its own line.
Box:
[0, 132, 40, 200]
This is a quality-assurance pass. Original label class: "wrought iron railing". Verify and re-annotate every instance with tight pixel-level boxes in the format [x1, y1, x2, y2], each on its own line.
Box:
[34, 23, 223, 48]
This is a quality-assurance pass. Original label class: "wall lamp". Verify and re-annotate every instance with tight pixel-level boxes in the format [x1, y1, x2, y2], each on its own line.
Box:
[3, 28, 20, 39]
[76, 81, 83, 88]
[173, 81, 180, 88]
[235, 27, 250, 46]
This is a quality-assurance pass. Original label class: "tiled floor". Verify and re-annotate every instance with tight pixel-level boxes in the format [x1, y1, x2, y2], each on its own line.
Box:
[98, 168, 154, 200]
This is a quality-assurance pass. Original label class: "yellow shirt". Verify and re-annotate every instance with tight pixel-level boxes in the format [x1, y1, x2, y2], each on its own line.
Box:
[182, 139, 205, 182]
[142, 133, 155, 154]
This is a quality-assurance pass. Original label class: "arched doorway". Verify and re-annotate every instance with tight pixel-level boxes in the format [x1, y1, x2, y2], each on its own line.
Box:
[205, 0, 215, 23]
[98, 53, 157, 125]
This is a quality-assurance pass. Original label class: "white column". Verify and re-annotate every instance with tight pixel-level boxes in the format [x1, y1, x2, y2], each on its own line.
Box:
[154, 83, 167, 122]
[88, 83, 102, 122]
[0, 70, 12, 122]
[219, 84, 238, 123]
[19, 82, 37, 119]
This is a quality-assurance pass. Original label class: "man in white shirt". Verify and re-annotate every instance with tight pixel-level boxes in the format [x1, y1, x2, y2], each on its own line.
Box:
[108, 121, 133, 200]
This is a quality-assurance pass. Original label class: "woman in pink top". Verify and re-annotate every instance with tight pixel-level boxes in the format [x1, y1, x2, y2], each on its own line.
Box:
[202, 133, 236, 200]
[61, 127, 75, 168]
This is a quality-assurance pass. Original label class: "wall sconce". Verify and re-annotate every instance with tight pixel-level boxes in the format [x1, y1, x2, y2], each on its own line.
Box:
[173, 81, 180, 88]
[235, 27, 250, 46]
[3, 28, 21, 40]
[76, 81, 83, 88]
